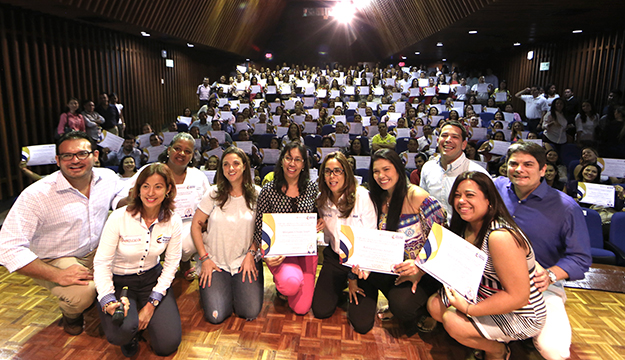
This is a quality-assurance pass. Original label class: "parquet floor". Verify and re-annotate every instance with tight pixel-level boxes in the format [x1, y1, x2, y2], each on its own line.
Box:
[1, 264, 624, 360]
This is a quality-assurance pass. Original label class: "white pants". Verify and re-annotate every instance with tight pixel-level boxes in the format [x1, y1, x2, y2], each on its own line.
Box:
[533, 282, 571, 360]
[180, 222, 197, 262]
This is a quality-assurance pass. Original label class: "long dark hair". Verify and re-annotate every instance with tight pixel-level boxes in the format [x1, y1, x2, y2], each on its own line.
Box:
[369, 149, 407, 231]
[576, 163, 602, 183]
[127, 163, 177, 223]
[580, 100, 595, 123]
[273, 141, 310, 195]
[448, 171, 529, 251]
[212, 147, 257, 210]
[317, 152, 357, 218]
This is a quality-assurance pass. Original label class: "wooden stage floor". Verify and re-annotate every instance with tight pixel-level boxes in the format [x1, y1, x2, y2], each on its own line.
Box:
[1, 264, 624, 360]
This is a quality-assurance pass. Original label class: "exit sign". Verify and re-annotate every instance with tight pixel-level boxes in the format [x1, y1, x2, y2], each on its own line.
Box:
[540, 62, 550, 71]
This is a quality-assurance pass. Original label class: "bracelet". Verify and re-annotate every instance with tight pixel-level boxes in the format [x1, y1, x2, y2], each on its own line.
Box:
[247, 248, 256, 255]
[199, 253, 209, 261]
[103, 300, 117, 312]
[465, 303, 471, 316]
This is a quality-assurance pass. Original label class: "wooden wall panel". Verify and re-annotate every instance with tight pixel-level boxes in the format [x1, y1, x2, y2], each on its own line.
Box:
[494, 30, 625, 118]
[0, 4, 236, 199]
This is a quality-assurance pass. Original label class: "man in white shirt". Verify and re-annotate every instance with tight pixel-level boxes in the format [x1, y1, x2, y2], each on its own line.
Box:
[197, 77, 211, 108]
[0, 131, 123, 335]
[515, 85, 549, 133]
[420, 121, 490, 219]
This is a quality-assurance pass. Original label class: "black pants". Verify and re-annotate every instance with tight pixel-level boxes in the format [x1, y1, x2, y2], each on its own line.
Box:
[526, 118, 541, 133]
[311, 246, 351, 319]
[98, 264, 181, 356]
[347, 269, 440, 334]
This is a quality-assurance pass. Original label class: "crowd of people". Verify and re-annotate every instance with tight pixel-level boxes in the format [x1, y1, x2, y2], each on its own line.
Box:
[3, 61, 624, 359]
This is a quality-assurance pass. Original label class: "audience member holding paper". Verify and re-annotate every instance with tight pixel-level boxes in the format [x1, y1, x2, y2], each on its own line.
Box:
[349, 149, 446, 335]
[190, 147, 264, 325]
[344, 137, 369, 157]
[253, 142, 323, 315]
[311, 152, 377, 319]
[427, 171, 546, 360]
[114, 133, 211, 281]
[541, 98, 568, 151]
[494, 142, 591, 360]
[492, 80, 512, 106]
[470, 76, 493, 104]
[371, 122, 396, 153]
[281, 123, 305, 148]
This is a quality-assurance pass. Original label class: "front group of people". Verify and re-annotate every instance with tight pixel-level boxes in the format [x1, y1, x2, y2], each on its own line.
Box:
[1, 119, 590, 359]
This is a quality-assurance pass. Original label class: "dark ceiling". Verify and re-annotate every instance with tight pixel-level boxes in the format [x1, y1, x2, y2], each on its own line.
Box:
[2, 0, 625, 66]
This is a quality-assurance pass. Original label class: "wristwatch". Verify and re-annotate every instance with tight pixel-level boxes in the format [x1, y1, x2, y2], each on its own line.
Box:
[546, 269, 557, 284]
[149, 298, 160, 307]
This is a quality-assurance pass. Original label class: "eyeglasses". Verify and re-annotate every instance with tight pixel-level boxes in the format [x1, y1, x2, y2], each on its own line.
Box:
[324, 168, 344, 176]
[172, 146, 193, 156]
[58, 150, 93, 161]
[284, 156, 304, 164]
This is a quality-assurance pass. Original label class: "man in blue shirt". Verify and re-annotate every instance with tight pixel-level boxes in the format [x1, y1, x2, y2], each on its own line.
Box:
[494, 142, 591, 360]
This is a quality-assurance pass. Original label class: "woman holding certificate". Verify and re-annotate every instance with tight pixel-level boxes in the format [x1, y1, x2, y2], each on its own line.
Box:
[349, 149, 446, 335]
[254, 142, 321, 315]
[94, 163, 182, 357]
[190, 147, 263, 324]
[311, 152, 377, 319]
[427, 171, 546, 360]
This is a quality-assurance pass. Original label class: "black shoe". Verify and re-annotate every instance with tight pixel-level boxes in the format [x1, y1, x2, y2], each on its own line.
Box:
[121, 337, 139, 357]
[61, 314, 84, 336]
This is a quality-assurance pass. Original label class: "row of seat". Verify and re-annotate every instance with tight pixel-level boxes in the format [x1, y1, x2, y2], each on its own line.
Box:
[584, 209, 625, 266]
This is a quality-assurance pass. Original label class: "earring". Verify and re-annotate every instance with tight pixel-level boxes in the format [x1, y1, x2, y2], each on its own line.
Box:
[165, 192, 169, 198]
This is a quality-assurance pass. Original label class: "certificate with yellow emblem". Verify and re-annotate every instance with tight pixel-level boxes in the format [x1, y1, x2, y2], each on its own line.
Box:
[339, 225, 405, 275]
[261, 213, 318, 257]
[417, 223, 487, 303]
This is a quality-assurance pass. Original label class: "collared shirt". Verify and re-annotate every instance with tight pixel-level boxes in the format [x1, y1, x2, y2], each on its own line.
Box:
[57, 112, 86, 134]
[82, 111, 104, 140]
[371, 133, 396, 145]
[95, 104, 120, 130]
[320, 186, 377, 254]
[190, 121, 211, 136]
[94, 207, 182, 306]
[420, 152, 490, 220]
[0, 168, 124, 272]
[493, 177, 591, 281]
[197, 84, 211, 101]
[520, 94, 548, 119]
[113, 147, 142, 166]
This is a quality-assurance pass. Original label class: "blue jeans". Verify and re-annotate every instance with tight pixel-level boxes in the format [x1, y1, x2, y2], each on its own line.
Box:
[198, 260, 264, 324]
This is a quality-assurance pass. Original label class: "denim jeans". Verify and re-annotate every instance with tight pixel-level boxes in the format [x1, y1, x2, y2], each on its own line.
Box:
[198, 259, 264, 324]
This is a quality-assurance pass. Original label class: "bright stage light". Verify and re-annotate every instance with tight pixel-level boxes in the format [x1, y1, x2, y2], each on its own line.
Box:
[331, 1, 356, 24]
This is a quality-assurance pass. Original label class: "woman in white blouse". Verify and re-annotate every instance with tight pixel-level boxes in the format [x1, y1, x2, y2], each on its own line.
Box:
[311, 152, 377, 319]
[94, 163, 182, 357]
[190, 147, 263, 324]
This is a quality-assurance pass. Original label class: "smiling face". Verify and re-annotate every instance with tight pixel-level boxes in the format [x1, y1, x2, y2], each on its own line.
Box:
[282, 148, 305, 182]
[546, 150, 558, 164]
[453, 179, 490, 226]
[139, 174, 170, 213]
[372, 158, 399, 192]
[122, 157, 136, 174]
[68, 99, 79, 113]
[507, 152, 546, 193]
[582, 165, 599, 182]
[323, 158, 346, 198]
[167, 138, 194, 168]
[438, 124, 467, 163]
[222, 153, 245, 185]
[56, 138, 97, 183]
[544, 164, 557, 182]
[581, 148, 597, 163]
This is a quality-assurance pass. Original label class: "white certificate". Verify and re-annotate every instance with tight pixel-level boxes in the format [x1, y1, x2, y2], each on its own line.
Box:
[409, 88, 420, 97]
[203, 147, 223, 160]
[334, 134, 349, 147]
[276, 126, 288, 137]
[21, 144, 57, 166]
[266, 85, 277, 94]
[598, 158, 625, 178]
[260, 148, 280, 164]
[347, 102, 359, 110]
[396, 128, 411, 138]
[304, 122, 318, 134]
[470, 127, 488, 140]
[353, 155, 371, 170]
[280, 84, 291, 94]
[417, 223, 487, 303]
[385, 78, 396, 87]
[318, 147, 339, 161]
[373, 87, 384, 96]
[455, 85, 467, 95]
[330, 90, 340, 98]
[207, 130, 225, 144]
[340, 225, 405, 275]
[503, 112, 515, 122]
[358, 86, 369, 95]
[418, 78, 429, 87]
[144, 145, 165, 163]
[487, 140, 511, 156]
[317, 89, 327, 98]
[304, 97, 315, 107]
[250, 85, 261, 93]
[366, 126, 379, 138]
[495, 92, 508, 102]
[578, 182, 615, 207]
[401, 152, 417, 168]
[99, 130, 124, 152]
[484, 107, 499, 114]
[424, 87, 436, 96]
[174, 184, 199, 220]
[349, 122, 363, 135]
[292, 115, 306, 125]
[162, 132, 177, 146]
[218, 98, 229, 107]
[203, 170, 216, 184]
[261, 213, 318, 257]
[344, 86, 355, 95]
[334, 115, 347, 125]
[177, 116, 192, 126]
[438, 85, 450, 94]
[253, 123, 267, 134]
[308, 108, 320, 119]
[304, 85, 315, 95]
[477, 83, 489, 93]
[235, 141, 253, 154]
[137, 133, 152, 149]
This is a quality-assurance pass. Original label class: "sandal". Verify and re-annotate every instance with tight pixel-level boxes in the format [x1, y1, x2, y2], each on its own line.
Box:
[416, 315, 437, 333]
[377, 306, 394, 320]
[183, 268, 197, 281]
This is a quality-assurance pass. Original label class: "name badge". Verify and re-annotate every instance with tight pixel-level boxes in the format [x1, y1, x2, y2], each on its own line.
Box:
[121, 235, 142, 244]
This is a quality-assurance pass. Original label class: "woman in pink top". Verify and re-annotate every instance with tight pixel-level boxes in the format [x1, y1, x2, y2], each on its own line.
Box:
[57, 98, 85, 135]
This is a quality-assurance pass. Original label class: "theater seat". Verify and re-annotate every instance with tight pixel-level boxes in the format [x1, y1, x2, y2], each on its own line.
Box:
[560, 144, 581, 169]
[321, 124, 335, 135]
[395, 137, 410, 154]
[304, 134, 323, 153]
[355, 168, 369, 184]
[256, 134, 275, 148]
[607, 212, 625, 266]
[583, 208, 616, 265]
[568, 160, 580, 181]
[260, 165, 274, 180]
[440, 111, 450, 118]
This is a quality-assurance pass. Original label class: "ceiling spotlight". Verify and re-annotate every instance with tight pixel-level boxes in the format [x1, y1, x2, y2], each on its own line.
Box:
[401, 56, 406, 60]
[330, 1, 356, 24]
[442, 59, 447, 61]
[436, 42, 443, 47]
[527, 51, 534, 60]
[187, 43, 194, 47]
[468, 30, 478, 34]
[513, 42, 521, 46]
[572, 30, 583, 34]
[141, 31, 150, 37]
[415, 51, 420, 55]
